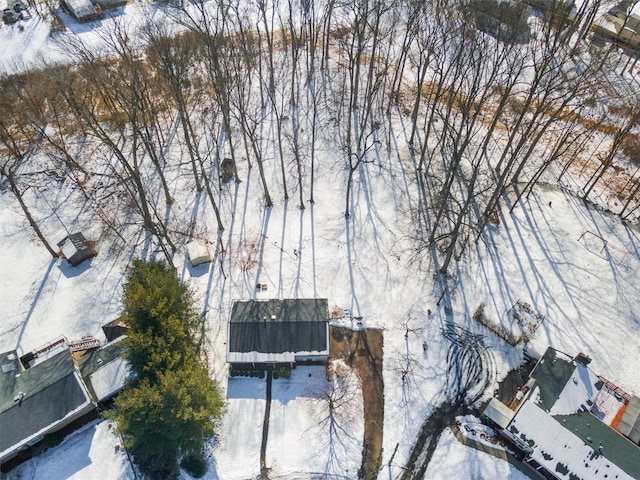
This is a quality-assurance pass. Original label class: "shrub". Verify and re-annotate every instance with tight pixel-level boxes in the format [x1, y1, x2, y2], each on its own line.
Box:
[180, 451, 207, 478]
[275, 365, 291, 380]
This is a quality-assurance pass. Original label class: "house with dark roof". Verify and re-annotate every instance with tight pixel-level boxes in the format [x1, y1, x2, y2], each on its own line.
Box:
[484, 347, 640, 480]
[227, 298, 329, 368]
[0, 339, 128, 466]
[0, 348, 93, 464]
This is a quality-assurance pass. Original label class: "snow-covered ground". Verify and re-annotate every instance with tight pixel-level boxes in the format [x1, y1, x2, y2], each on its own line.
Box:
[6, 420, 135, 480]
[2, 2, 640, 480]
[425, 427, 528, 480]
[0, 0, 155, 73]
[3, 165, 640, 480]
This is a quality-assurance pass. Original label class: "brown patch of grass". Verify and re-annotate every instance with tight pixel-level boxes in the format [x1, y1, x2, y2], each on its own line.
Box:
[622, 134, 640, 167]
[329, 326, 384, 479]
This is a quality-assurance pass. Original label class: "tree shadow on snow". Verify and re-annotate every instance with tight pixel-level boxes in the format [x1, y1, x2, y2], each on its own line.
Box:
[58, 257, 93, 278]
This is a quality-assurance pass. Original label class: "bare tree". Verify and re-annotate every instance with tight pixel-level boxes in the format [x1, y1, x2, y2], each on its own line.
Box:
[0, 118, 58, 257]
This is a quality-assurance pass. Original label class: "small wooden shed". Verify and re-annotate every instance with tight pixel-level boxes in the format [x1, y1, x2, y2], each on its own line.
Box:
[187, 239, 212, 267]
[57, 232, 97, 266]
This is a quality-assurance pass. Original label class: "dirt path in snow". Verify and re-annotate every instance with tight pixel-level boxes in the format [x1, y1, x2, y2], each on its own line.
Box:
[330, 326, 384, 479]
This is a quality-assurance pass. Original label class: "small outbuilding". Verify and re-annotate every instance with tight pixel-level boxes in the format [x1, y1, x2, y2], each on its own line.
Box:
[101, 318, 129, 343]
[62, 0, 101, 21]
[57, 232, 97, 267]
[227, 298, 329, 368]
[483, 397, 516, 429]
[186, 239, 212, 267]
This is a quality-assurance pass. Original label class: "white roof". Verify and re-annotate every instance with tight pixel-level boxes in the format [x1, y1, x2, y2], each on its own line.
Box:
[227, 349, 328, 364]
[510, 400, 634, 480]
[65, 0, 97, 19]
[187, 240, 212, 266]
[549, 362, 600, 416]
[60, 241, 78, 261]
[484, 398, 515, 429]
[88, 357, 128, 401]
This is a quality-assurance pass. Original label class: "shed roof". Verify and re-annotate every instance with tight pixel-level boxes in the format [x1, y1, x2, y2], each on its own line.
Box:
[228, 299, 329, 363]
[186, 240, 212, 266]
[101, 318, 129, 342]
[0, 349, 92, 460]
[57, 232, 95, 266]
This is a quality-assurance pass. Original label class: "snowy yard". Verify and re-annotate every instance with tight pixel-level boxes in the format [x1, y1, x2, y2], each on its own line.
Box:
[6, 420, 135, 480]
[3, 171, 639, 479]
[2, 0, 640, 478]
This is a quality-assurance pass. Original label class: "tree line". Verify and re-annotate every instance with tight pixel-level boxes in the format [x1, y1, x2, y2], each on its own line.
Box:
[1, 0, 639, 272]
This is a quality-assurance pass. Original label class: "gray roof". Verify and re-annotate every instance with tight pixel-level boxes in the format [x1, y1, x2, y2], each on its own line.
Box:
[57, 232, 95, 266]
[529, 348, 576, 412]
[228, 299, 328, 362]
[0, 349, 92, 458]
[77, 340, 128, 402]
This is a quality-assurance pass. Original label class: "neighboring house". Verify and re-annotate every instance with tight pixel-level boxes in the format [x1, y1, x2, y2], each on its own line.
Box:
[0, 347, 94, 465]
[57, 232, 97, 267]
[0, 338, 128, 466]
[592, 4, 640, 49]
[484, 347, 640, 480]
[227, 298, 329, 368]
[61, 0, 101, 21]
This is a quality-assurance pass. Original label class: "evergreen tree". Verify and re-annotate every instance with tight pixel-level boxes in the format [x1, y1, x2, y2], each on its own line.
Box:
[107, 259, 223, 480]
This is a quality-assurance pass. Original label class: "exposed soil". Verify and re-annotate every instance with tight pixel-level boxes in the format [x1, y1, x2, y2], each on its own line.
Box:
[329, 326, 384, 480]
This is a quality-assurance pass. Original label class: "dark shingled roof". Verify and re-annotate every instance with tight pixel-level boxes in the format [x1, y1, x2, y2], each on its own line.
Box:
[229, 299, 328, 357]
[101, 318, 129, 342]
[0, 349, 91, 456]
[57, 232, 95, 267]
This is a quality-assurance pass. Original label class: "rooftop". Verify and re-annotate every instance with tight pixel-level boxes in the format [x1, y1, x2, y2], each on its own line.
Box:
[0, 348, 92, 459]
[507, 347, 640, 480]
[77, 339, 128, 402]
[510, 400, 636, 480]
[228, 299, 329, 363]
[529, 348, 577, 412]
